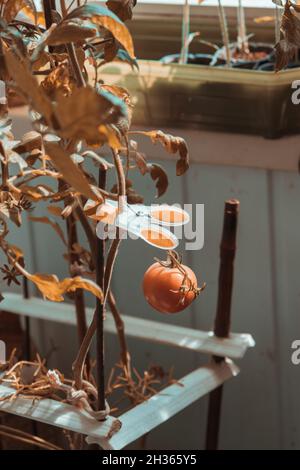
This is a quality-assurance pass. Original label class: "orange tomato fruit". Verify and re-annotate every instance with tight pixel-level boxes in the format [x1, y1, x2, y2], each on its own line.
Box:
[143, 262, 198, 314]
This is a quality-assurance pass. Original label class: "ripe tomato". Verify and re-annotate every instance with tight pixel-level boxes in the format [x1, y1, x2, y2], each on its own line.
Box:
[143, 261, 198, 314]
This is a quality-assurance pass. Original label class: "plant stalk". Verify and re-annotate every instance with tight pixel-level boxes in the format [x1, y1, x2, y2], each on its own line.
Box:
[179, 0, 190, 65]
[66, 215, 88, 349]
[95, 167, 106, 412]
[108, 290, 131, 375]
[73, 151, 126, 390]
[237, 0, 249, 54]
[218, 0, 231, 66]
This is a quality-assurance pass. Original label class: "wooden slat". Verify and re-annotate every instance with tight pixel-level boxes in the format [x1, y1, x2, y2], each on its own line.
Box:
[88, 360, 239, 450]
[0, 380, 120, 447]
[0, 360, 238, 449]
[0, 293, 254, 359]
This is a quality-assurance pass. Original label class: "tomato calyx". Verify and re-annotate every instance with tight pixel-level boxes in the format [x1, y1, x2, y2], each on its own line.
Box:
[154, 250, 206, 306]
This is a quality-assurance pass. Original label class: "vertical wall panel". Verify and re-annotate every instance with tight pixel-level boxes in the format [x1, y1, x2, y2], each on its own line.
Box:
[186, 164, 282, 449]
[269, 171, 300, 450]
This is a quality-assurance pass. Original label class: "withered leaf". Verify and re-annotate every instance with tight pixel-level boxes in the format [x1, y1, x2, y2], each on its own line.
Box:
[47, 205, 63, 217]
[4, 50, 54, 125]
[275, 1, 300, 71]
[0, 202, 22, 226]
[133, 151, 148, 175]
[46, 21, 97, 46]
[111, 179, 144, 203]
[148, 163, 168, 198]
[253, 16, 275, 25]
[21, 5, 46, 26]
[44, 141, 99, 201]
[40, 64, 73, 99]
[4, 0, 27, 23]
[101, 84, 133, 127]
[129, 149, 168, 197]
[13, 131, 42, 155]
[7, 205, 22, 227]
[54, 85, 126, 143]
[8, 244, 24, 261]
[106, 0, 137, 22]
[28, 272, 103, 302]
[97, 124, 122, 149]
[65, 3, 135, 58]
[19, 184, 53, 200]
[29, 216, 66, 245]
[140, 130, 189, 176]
[114, 48, 139, 69]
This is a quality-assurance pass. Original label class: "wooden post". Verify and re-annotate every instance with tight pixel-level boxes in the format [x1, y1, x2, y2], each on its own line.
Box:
[205, 199, 240, 450]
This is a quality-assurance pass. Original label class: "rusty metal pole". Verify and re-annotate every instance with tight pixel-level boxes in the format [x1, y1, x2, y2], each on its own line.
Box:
[205, 199, 240, 450]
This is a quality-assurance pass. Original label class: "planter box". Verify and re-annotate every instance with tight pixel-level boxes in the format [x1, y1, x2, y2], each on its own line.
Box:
[100, 60, 300, 139]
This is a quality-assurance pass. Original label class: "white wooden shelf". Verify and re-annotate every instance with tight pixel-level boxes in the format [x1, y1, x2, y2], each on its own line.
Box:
[0, 360, 238, 450]
[0, 293, 254, 359]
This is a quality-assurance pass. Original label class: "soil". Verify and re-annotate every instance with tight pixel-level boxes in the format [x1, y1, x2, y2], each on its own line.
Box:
[232, 50, 269, 62]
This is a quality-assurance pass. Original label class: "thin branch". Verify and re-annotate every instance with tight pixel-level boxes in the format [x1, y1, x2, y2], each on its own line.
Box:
[0, 425, 62, 450]
[218, 0, 231, 66]
[73, 150, 126, 390]
[108, 290, 131, 376]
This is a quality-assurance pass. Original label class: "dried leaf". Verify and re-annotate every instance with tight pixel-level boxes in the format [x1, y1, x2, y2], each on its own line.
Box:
[275, 1, 300, 71]
[19, 184, 52, 200]
[140, 130, 189, 176]
[8, 244, 23, 261]
[134, 151, 148, 175]
[9, 151, 27, 170]
[65, 3, 135, 58]
[28, 273, 103, 302]
[4, 49, 54, 125]
[29, 216, 66, 245]
[114, 48, 139, 69]
[111, 179, 144, 203]
[127, 149, 169, 197]
[98, 124, 122, 149]
[13, 131, 42, 155]
[47, 205, 63, 217]
[281, 3, 300, 44]
[55, 85, 126, 143]
[106, 0, 137, 22]
[148, 163, 168, 198]
[21, 5, 46, 26]
[7, 205, 22, 227]
[44, 141, 99, 201]
[254, 16, 275, 24]
[46, 21, 97, 46]
[40, 64, 73, 99]
[4, 0, 27, 22]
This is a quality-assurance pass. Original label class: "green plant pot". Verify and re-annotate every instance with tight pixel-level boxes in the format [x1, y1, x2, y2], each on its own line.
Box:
[99, 60, 300, 139]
